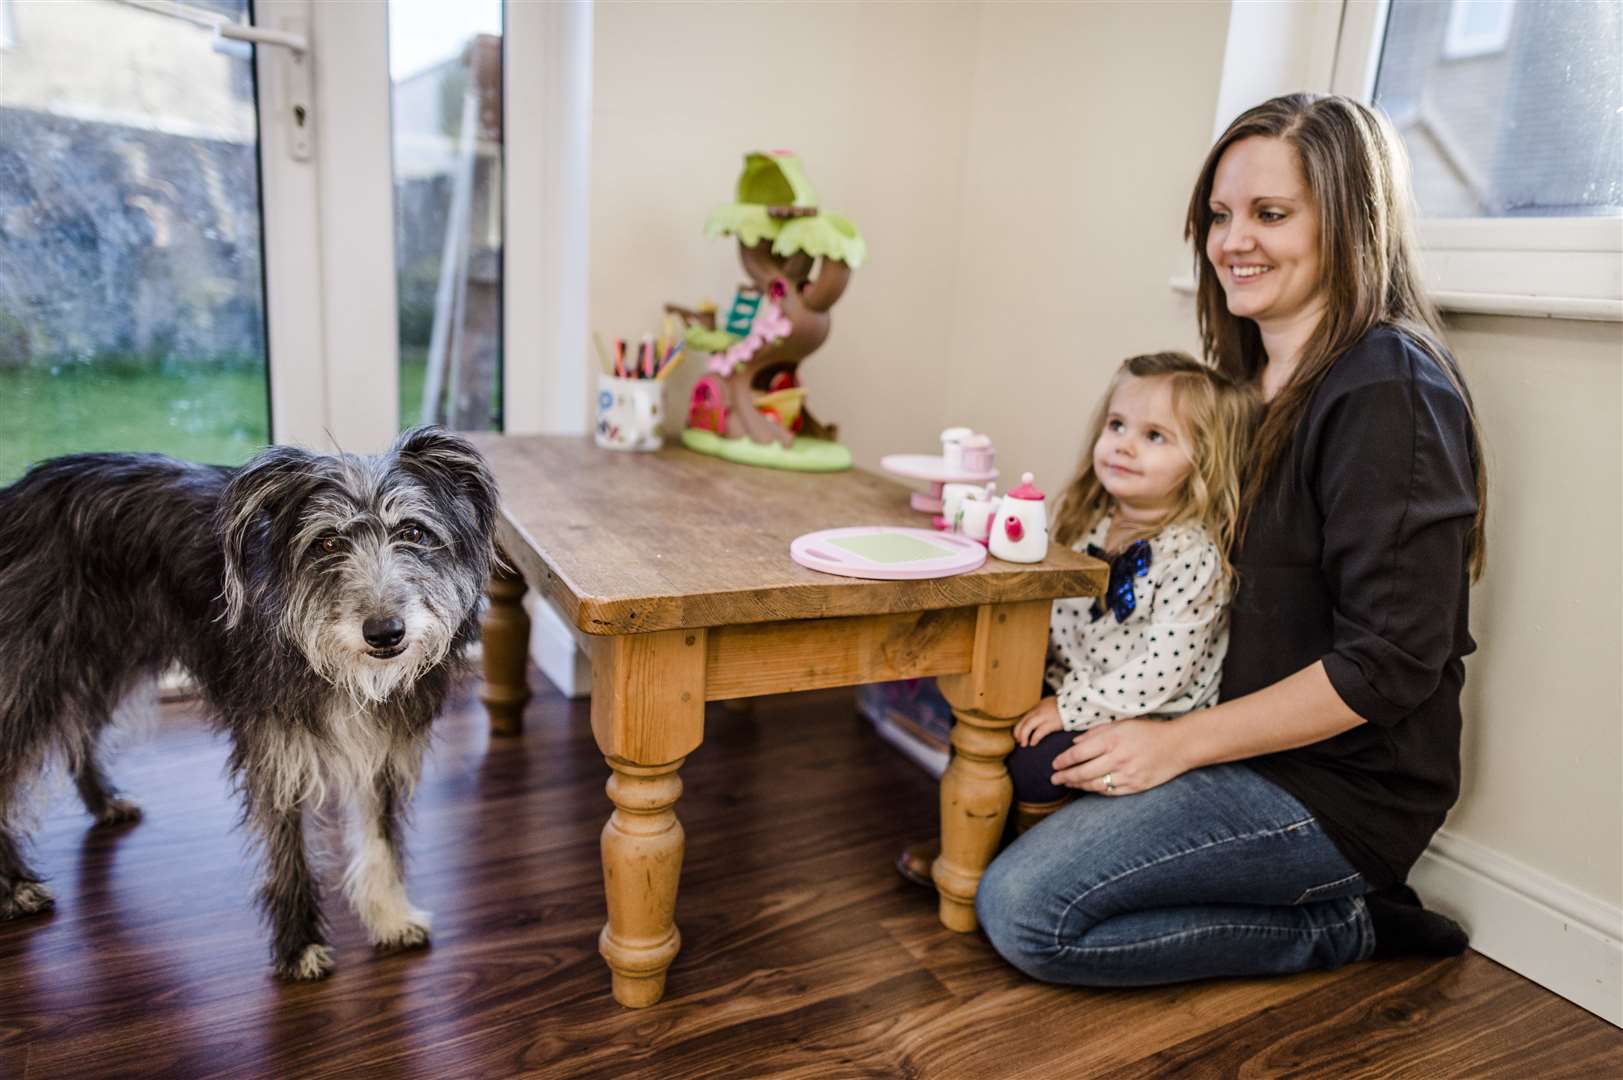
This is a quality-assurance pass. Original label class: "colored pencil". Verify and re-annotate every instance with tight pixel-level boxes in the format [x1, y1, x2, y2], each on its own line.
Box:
[653, 342, 685, 381]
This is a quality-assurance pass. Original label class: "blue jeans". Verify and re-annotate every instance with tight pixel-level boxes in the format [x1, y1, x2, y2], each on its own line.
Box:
[974, 762, 1376, 986]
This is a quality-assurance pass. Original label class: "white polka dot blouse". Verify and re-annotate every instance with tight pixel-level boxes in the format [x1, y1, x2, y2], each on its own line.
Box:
[1046, 514, 1231, 732]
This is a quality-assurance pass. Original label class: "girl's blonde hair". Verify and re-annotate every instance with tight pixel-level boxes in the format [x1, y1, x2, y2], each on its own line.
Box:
[1051, 351, 1260, 588]
[1183, 92, 1487, 581]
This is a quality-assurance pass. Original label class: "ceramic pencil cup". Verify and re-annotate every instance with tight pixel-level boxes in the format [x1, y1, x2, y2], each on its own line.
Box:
[595, 373, 664, 451]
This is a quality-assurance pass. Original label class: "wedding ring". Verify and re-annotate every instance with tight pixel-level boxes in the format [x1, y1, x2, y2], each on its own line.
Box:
[1104, 772, 1116, 793]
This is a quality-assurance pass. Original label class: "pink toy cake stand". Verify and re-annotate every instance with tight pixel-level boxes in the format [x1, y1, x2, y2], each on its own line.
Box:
[878, 454, 999, 515]
[790, 526, 987, 580]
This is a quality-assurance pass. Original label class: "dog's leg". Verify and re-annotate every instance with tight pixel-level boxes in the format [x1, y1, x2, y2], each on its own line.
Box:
[253, 805, 334, 980]
[73, 737, 142, 827]
[343, 767, 431, 952]
[0, 822, 53, 920]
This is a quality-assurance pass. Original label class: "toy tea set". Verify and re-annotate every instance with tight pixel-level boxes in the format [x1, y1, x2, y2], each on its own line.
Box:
[791, 427, 1051, 581]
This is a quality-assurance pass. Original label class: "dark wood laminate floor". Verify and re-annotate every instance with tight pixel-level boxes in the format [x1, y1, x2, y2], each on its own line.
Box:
[2, 672, 1619, 1079]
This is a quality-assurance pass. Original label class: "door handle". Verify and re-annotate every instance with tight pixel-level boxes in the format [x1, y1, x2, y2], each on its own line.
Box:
[117, 0, 313, 162]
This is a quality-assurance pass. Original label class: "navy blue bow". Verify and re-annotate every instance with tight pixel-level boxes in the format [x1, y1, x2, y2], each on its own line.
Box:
[1088, 540, 1152, 623]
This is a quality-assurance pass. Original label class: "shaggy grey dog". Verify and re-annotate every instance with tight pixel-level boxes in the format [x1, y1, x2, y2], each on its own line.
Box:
[0, 427, 497, 980]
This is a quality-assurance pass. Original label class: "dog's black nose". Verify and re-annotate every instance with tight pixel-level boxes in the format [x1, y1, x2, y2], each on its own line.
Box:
[362, 616, 406, 649]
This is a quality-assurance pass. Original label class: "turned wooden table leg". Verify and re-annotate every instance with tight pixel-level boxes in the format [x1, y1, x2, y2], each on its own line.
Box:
[934, 600, 1052, 933]
[591, 628, 707, 1008]
[600, 757, 685, 1007]
[480, 560, 531, 736]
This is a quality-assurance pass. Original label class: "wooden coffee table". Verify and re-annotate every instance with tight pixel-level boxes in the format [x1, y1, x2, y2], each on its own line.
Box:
[469, 435, 1105, 1008]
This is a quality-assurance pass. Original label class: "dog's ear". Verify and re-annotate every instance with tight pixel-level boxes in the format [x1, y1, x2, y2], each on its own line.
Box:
[391, 427, 499, 561]
[215, 445, 326, 629]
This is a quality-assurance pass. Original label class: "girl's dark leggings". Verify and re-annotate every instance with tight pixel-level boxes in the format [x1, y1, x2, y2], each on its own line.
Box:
[1007, 728, 1077, 804]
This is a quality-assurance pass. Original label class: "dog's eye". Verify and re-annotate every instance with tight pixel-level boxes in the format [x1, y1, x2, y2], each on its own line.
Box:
[319, 535, 343, 554]
[397, 524, 426, 545]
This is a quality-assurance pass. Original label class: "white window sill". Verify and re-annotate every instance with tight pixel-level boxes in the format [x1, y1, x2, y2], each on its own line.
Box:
[1167, 275, 1623, 323]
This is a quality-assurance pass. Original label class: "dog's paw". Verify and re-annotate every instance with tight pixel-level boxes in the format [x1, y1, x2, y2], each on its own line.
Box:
[372, 910, 432, 953]
[95, 797, 144, 827]
[277, 943, 336, 981]
[0, 881, 56, 920]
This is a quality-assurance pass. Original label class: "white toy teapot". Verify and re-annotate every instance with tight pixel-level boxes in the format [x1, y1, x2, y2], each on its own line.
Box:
[989, 472, 1048, 563]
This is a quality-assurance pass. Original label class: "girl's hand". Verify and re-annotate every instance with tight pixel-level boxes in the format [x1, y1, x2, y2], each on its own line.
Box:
[1049, 718, 1189, 796]
[1013, 696, 1064, 747]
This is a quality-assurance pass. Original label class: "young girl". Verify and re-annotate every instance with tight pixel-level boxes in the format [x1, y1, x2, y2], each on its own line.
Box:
[1005, 350, 1257, 832]
[894, 350, 1257, 887]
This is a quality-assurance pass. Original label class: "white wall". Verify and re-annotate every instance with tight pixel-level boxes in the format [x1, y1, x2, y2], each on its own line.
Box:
[1446, 314, 1622, 903]
[588, 0, 1623, 1020]
[937, 1, 1225, 504]
[590, 0, 982, 469]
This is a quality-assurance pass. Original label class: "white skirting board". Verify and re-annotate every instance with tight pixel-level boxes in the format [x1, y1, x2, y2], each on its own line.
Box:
[1410, 829, 1622, 1028]
[524, 592, 592, 699]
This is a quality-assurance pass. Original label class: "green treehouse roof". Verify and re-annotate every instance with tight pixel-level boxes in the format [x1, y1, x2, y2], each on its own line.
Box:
[703, 151, 867, 269]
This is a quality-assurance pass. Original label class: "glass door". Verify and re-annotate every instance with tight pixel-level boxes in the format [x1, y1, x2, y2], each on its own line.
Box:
[0, 0, 272, 482]
[388, 0, 504, 433]
[0, 0, 540, 483]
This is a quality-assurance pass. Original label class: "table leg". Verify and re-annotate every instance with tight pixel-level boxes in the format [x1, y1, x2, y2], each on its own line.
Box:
[934, 600, 1052, 933]
[479, 560, 531, 736]
[600, 756, 685, 1007]
[590, 628, 707, 1008]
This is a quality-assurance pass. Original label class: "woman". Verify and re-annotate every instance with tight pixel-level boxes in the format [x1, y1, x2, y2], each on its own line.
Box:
[972, 93, 1484, 985]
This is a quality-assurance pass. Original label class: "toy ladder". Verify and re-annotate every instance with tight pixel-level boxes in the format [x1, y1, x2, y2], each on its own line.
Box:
[724, 287, 763, 335]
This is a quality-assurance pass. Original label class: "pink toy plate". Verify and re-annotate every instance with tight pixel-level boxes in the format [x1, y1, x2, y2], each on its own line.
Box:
[879, 453, 998, 484]
[790, 526, 987, 580]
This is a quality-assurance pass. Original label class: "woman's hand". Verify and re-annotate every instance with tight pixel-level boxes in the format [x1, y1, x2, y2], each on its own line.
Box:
[1049, 718, 1191, 796]
[1012, 696, 1063, 747]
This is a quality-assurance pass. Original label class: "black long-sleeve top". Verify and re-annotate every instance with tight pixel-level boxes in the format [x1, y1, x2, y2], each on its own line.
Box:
[1222, 325, 1478, 889]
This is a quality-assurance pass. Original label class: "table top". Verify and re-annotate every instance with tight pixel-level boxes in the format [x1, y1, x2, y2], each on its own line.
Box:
[470, 434, 1107, 636]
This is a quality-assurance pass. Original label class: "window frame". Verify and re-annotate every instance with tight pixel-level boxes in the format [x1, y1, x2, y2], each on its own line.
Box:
[256, 0, 400, 450]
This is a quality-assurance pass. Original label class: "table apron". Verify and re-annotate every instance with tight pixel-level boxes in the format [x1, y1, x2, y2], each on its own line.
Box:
[703, 607, 981, 701]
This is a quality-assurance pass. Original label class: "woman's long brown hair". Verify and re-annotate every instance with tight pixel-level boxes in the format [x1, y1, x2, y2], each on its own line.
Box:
[1183, 93, 1488, 581]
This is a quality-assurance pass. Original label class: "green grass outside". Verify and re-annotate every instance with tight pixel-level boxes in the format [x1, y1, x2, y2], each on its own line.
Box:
[0, 351, 432, 485]
[399, 347, 428, 430]
[0, 363, 270, 484]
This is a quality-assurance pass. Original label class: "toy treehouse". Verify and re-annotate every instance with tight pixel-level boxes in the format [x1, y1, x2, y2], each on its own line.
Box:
[673, 150, 866, 471]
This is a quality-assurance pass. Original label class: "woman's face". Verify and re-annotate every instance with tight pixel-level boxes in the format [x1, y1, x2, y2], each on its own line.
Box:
[1093, 375, 1193, 514]
[1204, 136, 1323, 326]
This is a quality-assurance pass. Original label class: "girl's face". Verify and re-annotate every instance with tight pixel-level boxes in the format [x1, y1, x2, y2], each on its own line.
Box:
[1093, 375, 1194, 514]
[1205, 136, 1323, 326]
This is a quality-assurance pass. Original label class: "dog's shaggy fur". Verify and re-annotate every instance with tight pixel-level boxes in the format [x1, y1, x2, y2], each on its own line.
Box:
[0, 427, 497, 979]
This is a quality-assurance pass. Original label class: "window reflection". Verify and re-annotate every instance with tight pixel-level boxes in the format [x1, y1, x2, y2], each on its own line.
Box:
[389, 0, 503, 432]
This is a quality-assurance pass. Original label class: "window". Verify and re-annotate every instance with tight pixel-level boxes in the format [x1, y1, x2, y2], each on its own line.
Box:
[0, 0, 271, 482]
[1373, 0, 1620, 220]
[1332, 0, 1622, 317]
[1442, 0, 1516, 60]
[388, 0, 505, 433]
